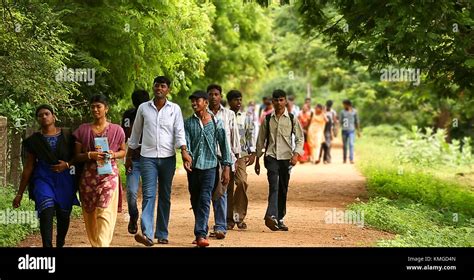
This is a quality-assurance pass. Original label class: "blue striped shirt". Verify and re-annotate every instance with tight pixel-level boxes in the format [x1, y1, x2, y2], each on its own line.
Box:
[184, 112, 232, 170]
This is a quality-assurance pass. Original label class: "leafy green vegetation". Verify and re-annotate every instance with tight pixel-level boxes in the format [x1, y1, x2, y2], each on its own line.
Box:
[349, 197, 473, 247]
[352, 130, 474, 247]
[0, 187, 39, 247]
[396, 126, 474, 168]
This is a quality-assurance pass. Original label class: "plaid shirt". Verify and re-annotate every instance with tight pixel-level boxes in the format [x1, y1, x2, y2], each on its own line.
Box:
[184, 112, 232, 170]
[236, 111, 256, 157]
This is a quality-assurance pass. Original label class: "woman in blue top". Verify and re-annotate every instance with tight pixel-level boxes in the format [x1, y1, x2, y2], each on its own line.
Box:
[12, 105, 79, 247]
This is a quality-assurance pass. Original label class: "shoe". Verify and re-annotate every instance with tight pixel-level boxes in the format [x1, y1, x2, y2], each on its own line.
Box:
[134, 234, 154, 247]
[343, 159, 347, 164]
[278, 220, 289, 231]
[264, 216, 279, 231]
[215, 230, 226, 239]
[128, 217, 138, 234]
[236, 222, 247, 230]
[227, 223, 235, 230]
[350, 160, 355, 164]
[315, 160, 320, 164]
[209, 231, 216, 238]
[157, 239, 169, 244]
[196, 237, 209, 247]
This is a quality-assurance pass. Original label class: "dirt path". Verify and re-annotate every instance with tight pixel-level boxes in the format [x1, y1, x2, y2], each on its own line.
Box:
[19, 143, 392, 247]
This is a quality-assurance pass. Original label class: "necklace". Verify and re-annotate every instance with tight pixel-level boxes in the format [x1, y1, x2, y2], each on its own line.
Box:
[92, 122, 107, 134]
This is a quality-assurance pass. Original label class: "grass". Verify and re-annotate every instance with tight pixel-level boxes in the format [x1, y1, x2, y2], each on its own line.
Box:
[0, 187, 39, 247]
[351, 135, 474, 247]
[349, 197, 473, 247]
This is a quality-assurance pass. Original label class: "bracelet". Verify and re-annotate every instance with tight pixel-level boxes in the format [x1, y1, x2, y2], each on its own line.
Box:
[87, 152, 91, 159]
[15, 194, 22, 198]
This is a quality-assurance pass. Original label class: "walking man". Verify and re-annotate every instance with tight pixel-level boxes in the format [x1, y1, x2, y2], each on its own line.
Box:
[184, 90, 232, 247]
[127, 76, 191, 246]
[319, 100, 338, 164]
[255, 89, 304, 231]
[340, 99, 361, 164]
[207, 84, 240, 239]
[226, 90, 256, 230]
[122, 90, 150, 234]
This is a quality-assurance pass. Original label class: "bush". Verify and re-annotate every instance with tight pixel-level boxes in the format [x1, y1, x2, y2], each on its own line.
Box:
[0, 187, 39, 247]
[396, 126, 474, 167]
[362, 124, 409, 139]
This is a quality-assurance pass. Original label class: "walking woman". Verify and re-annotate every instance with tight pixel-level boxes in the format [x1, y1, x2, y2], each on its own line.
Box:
[297, 103, 312, 163]
[307, 104, 328, 164]
[13, 105, 79, 247]
[73, 94, 126, 247]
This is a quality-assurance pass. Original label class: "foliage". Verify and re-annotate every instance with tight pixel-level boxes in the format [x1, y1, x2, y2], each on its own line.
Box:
[362, 124, 409, 139]
[0, 1, 80, 130]
[46, 0, 214, 122]
[396, 126, 474, 167]
[297, 0, 474, 135]
[0, 187, 39, 247]
[349, 197, 473, 247]
[188, 0, 272, 105]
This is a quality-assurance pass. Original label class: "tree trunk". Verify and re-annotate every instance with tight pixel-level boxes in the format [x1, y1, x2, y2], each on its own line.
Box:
[0, 117, 7, 187]
[434, 104, 452, 142]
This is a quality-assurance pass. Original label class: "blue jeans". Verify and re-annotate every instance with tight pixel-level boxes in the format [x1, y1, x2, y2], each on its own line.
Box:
[140, 156, 176, 240]
[342, 130, 355, 161]
[126, 160, 141, 221]
[187, 168, 216, 239]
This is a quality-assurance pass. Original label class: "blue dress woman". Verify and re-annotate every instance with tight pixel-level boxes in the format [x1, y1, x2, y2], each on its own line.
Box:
[12, 105, 79, 247]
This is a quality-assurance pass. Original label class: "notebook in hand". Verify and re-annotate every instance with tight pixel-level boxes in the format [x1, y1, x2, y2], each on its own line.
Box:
[94, 137, 113, 175]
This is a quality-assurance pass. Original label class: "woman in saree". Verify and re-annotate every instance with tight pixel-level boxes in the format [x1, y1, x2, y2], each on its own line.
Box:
[73, 94, 126, 247]
[13, 104, 79, 247]
[307, 104, 328, 164]
[297, 103, 312, 163]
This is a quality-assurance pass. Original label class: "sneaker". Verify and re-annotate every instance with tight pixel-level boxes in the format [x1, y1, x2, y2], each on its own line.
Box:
[264, 216, 279, 231]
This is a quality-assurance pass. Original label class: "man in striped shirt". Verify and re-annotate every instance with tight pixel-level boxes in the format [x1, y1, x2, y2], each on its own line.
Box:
[184, 90, 232, 247]
[207, 84, 240, 240]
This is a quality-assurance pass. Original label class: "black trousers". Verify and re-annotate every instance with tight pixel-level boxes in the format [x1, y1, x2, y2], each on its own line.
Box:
[39, 206, 71, 247]
[264, 156, 290, 221]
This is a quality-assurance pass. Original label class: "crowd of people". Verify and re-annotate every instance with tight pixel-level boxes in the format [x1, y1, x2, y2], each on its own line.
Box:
[12, 75, 360, 248]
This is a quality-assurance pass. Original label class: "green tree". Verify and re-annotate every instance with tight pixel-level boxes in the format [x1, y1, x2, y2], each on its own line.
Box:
[46, 0, 214, 121]
[192, 0, 272, 100]
[297, 0, 474, 136]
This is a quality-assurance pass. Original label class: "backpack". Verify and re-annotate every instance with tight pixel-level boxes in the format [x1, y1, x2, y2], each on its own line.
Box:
[265, 113, 295, 151]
